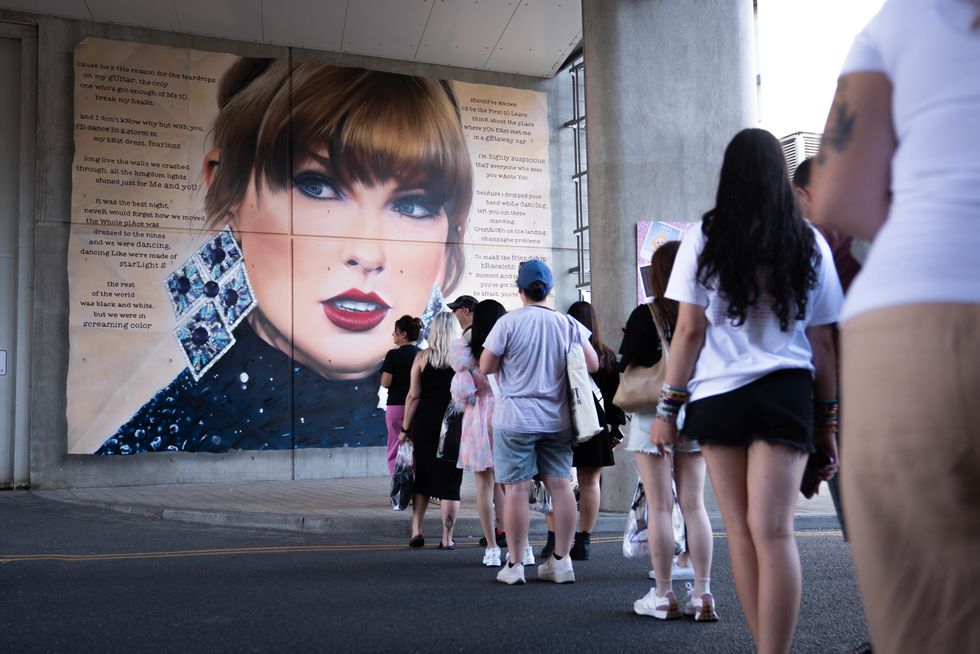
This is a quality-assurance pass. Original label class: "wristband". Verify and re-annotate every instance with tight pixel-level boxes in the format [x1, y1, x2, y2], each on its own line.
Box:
[400, 426, 409, 434]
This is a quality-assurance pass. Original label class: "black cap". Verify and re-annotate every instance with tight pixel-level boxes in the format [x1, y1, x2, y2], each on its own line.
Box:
[447, 295, 478, 311]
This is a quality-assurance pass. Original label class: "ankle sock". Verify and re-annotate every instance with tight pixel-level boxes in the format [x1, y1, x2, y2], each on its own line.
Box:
[694, 578, 711, 595]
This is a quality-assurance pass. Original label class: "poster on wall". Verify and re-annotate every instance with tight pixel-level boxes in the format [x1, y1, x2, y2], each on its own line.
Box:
[635, 220, 695, 303]
[67, 38, 553, 455]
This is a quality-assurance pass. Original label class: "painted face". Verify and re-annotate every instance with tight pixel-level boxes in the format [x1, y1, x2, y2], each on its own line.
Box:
[231, 154, 449, 380]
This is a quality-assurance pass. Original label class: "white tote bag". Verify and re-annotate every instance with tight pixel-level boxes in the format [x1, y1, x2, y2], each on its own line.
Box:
[565, 317, 603, 443]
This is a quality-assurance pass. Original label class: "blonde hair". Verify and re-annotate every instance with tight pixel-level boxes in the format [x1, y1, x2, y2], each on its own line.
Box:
[424, 311, 460, 369]
[206, 59, 473, 292]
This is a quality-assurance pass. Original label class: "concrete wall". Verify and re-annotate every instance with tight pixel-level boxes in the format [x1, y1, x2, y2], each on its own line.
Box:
[0, 9, 573, 488]
[582, 0, 758, 509]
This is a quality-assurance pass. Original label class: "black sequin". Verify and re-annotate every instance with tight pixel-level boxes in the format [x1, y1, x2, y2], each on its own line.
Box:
[97, 321, 386, 455]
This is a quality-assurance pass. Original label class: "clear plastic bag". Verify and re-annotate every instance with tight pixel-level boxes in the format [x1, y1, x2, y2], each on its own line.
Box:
[623, 479, 649, 558]
[390, 441, 414, 511]
[528, 479, 552, 514]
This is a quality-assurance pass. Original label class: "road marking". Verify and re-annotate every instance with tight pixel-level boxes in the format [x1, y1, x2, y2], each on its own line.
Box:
[0, 543, 412, 563]
[0, 531, 842, 564]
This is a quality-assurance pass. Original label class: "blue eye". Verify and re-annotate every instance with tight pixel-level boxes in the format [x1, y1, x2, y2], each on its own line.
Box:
[392, 195, 440, 220]
[293, 173, 340, 200]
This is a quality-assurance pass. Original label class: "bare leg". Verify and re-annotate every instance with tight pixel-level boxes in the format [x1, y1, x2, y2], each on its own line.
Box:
[745, 441, 807, 654]
[410, 493, 429, 540]
[674, 452, 713, 596]
[441, 499, 460, 547]
[474, 470, 497, 548]
[702, 445, 757, 642]
[502, 480, 532, 565]
[542, 475, 576, 557]
[493, 483, 506, 531]
[576, 467, 602, 532]
[634, 451, 675, 595]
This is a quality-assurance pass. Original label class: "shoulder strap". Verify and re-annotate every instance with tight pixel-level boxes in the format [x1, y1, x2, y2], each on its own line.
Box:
[646, 303, 669, 362]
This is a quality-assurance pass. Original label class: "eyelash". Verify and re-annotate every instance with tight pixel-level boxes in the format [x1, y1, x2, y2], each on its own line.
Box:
[291, 172, 441, 220]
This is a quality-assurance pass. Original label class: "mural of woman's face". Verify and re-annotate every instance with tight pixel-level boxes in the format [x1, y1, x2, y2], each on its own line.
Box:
[229, 152, 449, 380]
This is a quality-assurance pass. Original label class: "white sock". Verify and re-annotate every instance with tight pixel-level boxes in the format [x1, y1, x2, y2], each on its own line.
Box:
[694, 578, 711, 596]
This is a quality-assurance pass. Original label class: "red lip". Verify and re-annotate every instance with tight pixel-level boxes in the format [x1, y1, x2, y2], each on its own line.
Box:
[321, 289, 390, 332]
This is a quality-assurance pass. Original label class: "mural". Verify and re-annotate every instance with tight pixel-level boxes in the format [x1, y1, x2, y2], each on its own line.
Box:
[66, 38, 553, 454]
[635, 221, 695, 303]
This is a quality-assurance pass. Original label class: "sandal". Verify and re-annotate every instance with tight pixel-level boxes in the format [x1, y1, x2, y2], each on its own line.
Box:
[408, 535, 425, 548]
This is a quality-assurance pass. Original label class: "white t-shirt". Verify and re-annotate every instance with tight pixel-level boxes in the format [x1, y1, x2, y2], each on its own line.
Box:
[838, 0, 980, 322]
[483, 305, 590, 433]
[665, 225, 843, 402]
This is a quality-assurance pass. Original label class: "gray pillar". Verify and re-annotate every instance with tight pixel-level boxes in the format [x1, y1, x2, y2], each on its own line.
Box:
[583, 0, 757, 512]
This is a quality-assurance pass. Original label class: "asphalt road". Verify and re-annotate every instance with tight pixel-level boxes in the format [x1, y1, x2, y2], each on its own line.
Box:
[0, 493, 869, 653]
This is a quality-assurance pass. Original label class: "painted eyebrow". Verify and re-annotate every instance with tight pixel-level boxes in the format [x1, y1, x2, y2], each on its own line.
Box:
[295, 150, 439, 197]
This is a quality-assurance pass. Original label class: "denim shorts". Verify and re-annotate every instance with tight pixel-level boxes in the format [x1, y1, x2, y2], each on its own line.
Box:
[493, 428, 575, 484]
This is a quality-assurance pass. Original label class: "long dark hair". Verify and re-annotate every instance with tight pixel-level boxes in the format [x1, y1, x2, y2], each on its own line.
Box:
[647, 240, 681, 337]
[470, 300, 506, 360]
[697, 128, 819, 331]
[567, 301, 616, 374]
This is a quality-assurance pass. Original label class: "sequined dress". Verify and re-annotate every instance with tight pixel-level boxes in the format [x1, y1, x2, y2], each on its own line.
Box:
[97, 321, 386, 454]
[450, 339, 495, 472]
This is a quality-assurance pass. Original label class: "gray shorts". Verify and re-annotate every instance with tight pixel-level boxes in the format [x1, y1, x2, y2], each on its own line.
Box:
[492, 428, 575, 484]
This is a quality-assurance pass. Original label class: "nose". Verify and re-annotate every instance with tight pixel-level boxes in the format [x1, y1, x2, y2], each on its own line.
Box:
[342, 238, 385, 275]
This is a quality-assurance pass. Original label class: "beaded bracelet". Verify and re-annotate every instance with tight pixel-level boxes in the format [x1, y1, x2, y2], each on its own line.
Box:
[655, 383, 690, 424]
[814, 399, 839, 433]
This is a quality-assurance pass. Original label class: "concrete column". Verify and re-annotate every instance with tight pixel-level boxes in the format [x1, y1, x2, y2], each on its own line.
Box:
[582, 0, 757, 511]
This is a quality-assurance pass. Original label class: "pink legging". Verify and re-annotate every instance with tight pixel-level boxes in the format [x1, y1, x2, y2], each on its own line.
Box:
[385, 405, 407, 475]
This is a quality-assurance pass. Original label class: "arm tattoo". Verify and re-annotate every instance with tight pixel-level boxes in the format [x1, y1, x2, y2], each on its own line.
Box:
[817, 81, 857, 164]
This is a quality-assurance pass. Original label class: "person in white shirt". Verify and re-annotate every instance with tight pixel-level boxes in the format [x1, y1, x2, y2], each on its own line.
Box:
[811, 1, 980, 651]
[652, 128, 843, 654]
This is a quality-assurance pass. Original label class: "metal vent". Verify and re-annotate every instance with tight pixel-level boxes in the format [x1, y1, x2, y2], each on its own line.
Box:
[780, 131, 822, 175]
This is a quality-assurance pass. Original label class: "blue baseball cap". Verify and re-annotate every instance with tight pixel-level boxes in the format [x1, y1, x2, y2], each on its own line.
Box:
[517, 259, 553, 293]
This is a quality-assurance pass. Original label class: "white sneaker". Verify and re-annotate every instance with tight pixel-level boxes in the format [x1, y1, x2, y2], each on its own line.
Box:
[483, 546, 501, 567]
[496, 562, 525, 585]
[522, 544, 535, 566]
[537, 555, 575, 583]
[672, 557, 695, 581]
[634, 588, 681, 619]
[680, 582, 718, 621]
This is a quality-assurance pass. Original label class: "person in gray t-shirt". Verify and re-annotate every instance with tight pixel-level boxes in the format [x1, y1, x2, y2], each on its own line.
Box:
[481, 260, 597, 585]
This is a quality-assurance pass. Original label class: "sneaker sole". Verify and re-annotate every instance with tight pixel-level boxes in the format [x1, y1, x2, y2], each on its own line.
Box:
[695, 599, 718, 622]
[496, 574, 525, 585]
[538, 571, 575, 583]
[634, 602, 682, 619]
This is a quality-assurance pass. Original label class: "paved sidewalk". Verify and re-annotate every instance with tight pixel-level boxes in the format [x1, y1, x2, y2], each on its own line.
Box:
[34, 475, 841, 540]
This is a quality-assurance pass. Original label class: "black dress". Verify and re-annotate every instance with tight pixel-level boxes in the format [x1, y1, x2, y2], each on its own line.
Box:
[412, 362, 463, 501]
[572, 363, 625, 468]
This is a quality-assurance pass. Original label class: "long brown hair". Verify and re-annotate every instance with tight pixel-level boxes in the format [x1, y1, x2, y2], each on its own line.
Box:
[567, 300, 616, 374]
[647, 240, 681, 335]
[205, 59, 473, 293]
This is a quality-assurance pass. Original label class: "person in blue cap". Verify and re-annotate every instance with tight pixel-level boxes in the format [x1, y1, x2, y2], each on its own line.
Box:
[480, 259, 598, 585]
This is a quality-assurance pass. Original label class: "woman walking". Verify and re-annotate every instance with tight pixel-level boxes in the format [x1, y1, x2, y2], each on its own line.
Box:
[399, 312, 463, 549]
[627, 241, 715, 622]
[652, 128, 842, 653]
[380, 316, 423, 475]
[451, 299, 507, 566]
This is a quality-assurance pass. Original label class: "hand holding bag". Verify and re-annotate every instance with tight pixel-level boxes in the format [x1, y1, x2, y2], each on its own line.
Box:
[565, 316, 603, 443]
[613, 304, 668, 413]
